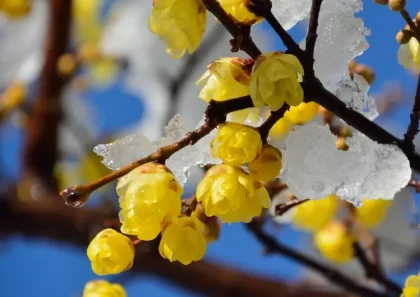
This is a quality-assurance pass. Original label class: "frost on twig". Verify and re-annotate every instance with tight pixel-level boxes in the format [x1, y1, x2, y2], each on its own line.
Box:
[280, 123, 411, 206]
[94, 115, 219, 185]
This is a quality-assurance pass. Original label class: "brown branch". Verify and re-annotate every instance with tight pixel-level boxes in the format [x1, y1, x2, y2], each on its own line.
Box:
[60, 96, 254, 206]
[22, 0, 72, 190]
[353, 242, 401, 294]
[0, 192, 350, 297]
[275, 198, 308, 216]
[305, 0, 323, 76]
[400, 9, 420, 41]
[258, 104, 290, 143]
[202, 0, 261, 59]
[202, 0, 420, 173]
[403, 75, 420, 150]
[245, 221, 396, 297]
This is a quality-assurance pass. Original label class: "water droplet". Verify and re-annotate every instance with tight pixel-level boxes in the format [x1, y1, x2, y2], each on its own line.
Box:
[60, 186, 90, 208]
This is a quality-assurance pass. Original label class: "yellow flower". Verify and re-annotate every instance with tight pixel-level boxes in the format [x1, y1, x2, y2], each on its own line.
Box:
[292, 195, 338, 232]
[218, 0, 263, 24]
[402, 273, 420, 297]
[0, 0, 31, 19]
[269, 117, 292, 139]
[87, 229, 135, 276]
[398, 37, 420, 72]
[196, 57, 258, 122]
[0, 82, 25, 118]
[117, 163, 183, 241]
[159, 216, 207, 265]
[284, 102, 319, 125]
[250, 52, 304, 111]
[248, 144, 282, 181]
[211, 122, 262, 166]
[149, 0, 207, 58]
[355, 199, 392, 228]
[83, 280, 127, 297]
[196, 164, 270, 223]
[72, 0, 102, 42]
[314, 222, 355, 264]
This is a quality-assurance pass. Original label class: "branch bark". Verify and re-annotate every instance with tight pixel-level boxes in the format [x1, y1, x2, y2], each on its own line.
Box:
[403, 75, 420, 150]
[22, 0, 72, 190]
[0, 193, 350, 297]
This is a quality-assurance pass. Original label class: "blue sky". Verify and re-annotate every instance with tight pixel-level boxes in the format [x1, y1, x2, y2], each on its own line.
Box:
[1, 1, 420, 296]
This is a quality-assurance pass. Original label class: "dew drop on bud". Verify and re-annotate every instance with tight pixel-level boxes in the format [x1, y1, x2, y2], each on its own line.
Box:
[60, 186, 90, 208]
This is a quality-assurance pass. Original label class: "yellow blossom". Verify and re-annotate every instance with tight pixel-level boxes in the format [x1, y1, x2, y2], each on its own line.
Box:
[248, 144, 282, 181]
[269, 117, 292, 139]
[250, 52, 304, 111]
[159, 216, 207, 265]
[284, 102, 319, 125]
[72, 0, 102, 43]
[196, 57, 258, 122]
[149, 0, 207, 58]
[83, 280, 127, 297]
[211, 122, 262, 166]
[0, 0, 31, 19]
[0, 82, 25, 118]
[314, 222, 355, 264]
[116, 163, 183, 241]
[355, 199, 392, 228]
[402, 273, 420, 297]
[196, 164, 270, 223]
[292, 195, 339, 232]
[218, 0, 263, 24]
[398, 37, 420, 72]
[87, 229, 135, 276]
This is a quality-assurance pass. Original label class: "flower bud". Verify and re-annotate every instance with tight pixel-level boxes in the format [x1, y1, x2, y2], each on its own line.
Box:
[211, 122, 262, 166]
[250, 52, 304, 111]
[284, 102, 319, 125]
[83, 280, 127, 297]
[196, 164, 270, 223]
[116, 163, 183, 241]
[149, 0, 207, 58]
[0, 0, 31, 19]
[57, 54, 77, 76]
[218, 0, 263, 24]
[314, 222, 355, 264]
[388, 0, 405, 11]
[336, 137, 349, 151]
[248, 145, 282, 182]
[355, 199, 392, 228]
[159, 216, 207, 265]
[87, 229, 135, 276]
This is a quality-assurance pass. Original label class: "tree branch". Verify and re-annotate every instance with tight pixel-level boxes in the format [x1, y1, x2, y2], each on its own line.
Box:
[305, 0, 323, 76]
[22, 0, 72, 190]
[403, 75, 420, 150]
[60, 96, 255, 206]
[0, 193, 351, 297]
[353, 242, 401, 294]
[246, 221, 397, 297]
[258, 104, 290, 142]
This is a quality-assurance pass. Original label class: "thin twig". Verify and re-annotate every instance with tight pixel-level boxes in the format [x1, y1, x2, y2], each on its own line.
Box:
[400, 9, 420, 41]
[202, 0, 261, 59]
[60, 96, 254, 206]
[403, 75, 420, 150]
[275, 198, 308, 216]
[353, 242, 401, 294]
[258, 104, 290, 143]
[305, 0, 323, 76]
[246, 221, 394, 297]
[203, 0, 420, 173]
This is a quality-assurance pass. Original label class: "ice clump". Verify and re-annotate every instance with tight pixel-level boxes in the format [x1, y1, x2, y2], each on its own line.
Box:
[280, 123, 411, 206]
[272, 0, 312, 31]
[303, 0, 378, 120]
[94, 115, 220, 185]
